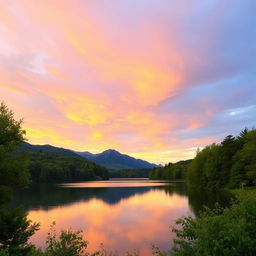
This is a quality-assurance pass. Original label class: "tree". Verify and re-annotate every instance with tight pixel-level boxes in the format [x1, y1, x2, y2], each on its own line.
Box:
[0, 102, 30, 188]
[0, 102, 39, 256]
[220, 135, 239, 185]
[230, 129, 256, 187]
[161, 190, 256, 256]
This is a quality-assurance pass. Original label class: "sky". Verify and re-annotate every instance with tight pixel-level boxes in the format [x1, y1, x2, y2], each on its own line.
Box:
[0, 0, 255, 164]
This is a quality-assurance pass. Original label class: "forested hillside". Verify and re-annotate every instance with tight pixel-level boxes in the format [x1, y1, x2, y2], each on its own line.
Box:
[18, 142, 109, 182]
[27, 152, 109, 182]
[29, 153, 108, 182]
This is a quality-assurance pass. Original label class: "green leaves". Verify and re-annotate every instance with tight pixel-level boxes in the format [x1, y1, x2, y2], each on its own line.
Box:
[0, 206, 39, 256]
[0, 102, 26, 152]
[230, 129, 256, 188]
[0, 102, 36, 256]
[187, 128, 256, 190]
[0, 102, 30, 188]
[169, 191, 256, 256]
[28, 152, 108, 183]
[45, 222, 88, 256]
[149, 160, 191, 181]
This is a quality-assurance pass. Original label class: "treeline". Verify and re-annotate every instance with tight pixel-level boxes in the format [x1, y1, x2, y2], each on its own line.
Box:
[149, 160, 191, 180]
[109, 168, 152, 178]
[187, 128, 256, 190]
[28, 152, 109, 182]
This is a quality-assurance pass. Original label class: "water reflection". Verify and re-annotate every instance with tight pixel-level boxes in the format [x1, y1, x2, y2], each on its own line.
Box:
[13, 180, 190, 255]
[59, 179, 171, 188]
[187, 188, 233, 216]
[12, 180, 232, 255]
[13, 180, 186, 210]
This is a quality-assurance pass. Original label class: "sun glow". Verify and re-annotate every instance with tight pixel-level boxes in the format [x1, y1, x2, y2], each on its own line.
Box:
[0, 0, 255, 163]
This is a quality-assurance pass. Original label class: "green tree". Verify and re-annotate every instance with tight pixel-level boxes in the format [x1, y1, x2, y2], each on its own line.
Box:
[0, 102, 30, 189]
[220, 135, 239, 185]
[230, 129, 256, 187]
[187, 147, 208, 190]
[0, 102, 39, 256]
[161, 191, 256, 256]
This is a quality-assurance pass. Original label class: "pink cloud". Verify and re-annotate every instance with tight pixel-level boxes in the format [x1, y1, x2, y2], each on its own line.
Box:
[0, 0, 254, 163]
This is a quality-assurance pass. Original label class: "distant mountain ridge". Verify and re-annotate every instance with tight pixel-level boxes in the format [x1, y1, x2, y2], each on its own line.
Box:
[76, 149, 158, 170]
[19, 142, 83, 159]
[19, 142, 159, 170]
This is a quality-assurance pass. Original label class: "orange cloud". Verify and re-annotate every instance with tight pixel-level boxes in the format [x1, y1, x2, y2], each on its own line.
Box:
[1, 0, 246, 163]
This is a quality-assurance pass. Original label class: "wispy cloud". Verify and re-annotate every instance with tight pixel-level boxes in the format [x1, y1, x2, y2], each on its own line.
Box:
[0, 0, 255, 163]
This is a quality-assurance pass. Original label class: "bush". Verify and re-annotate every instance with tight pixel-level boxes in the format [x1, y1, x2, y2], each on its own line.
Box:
[43, 222, 88, 256]
[163, 190, 256, 256]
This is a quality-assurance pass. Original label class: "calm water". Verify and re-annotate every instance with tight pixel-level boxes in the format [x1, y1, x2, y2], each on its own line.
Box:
[13, 179, 230, 255]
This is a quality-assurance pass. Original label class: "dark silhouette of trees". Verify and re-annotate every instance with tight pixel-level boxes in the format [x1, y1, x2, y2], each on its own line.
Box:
[0, 102, 39, 256]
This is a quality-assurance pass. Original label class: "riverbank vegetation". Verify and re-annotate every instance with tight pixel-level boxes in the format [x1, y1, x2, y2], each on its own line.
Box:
[163, 189, 256, 256]
[187, 128, 256, 190]
[149, 160, 191, 180]
[150, 128, 256, 190]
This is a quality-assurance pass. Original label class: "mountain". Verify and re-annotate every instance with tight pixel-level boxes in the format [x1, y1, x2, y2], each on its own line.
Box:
[19, 142, 83, 159]
[18, 142, 109, 182]
[76, 149, 158, 170]
[19, 142, 159, 170]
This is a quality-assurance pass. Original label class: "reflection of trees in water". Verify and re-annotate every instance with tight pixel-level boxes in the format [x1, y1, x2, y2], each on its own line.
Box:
[187, 189, 233, 216]
[12, 182, 187, 211]
[12, 182, 231, 217]
[158, 182, 187, 197]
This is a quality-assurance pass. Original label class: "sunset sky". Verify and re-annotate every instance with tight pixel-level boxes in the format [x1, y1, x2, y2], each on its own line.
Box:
[0, 0, 255, 164]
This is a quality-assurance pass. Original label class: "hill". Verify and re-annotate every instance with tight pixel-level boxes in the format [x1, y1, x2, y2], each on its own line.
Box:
[20, 142, 82, 159]
[18, 142, 109, 182]
[19, 142, 159, 171]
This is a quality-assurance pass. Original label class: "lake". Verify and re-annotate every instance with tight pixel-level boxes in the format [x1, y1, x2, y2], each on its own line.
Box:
[13, 179, 230, 255]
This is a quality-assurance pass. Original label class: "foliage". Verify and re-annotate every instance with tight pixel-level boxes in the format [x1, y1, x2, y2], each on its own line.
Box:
[0, 102, 30, 188]
[0, 102, 39, 256]
[229, 129, 256, 188]
[26, 223, 139, 256]
[0, 102, 25, 151]
[44, 222, 89, 256]
[220, 135, 240, 185]
[27, 152, 109, 183]
[187, 128, 255, 190]
[149, 160, 191, 180]
[187, 144, 222, 190]
[163, 190, 256, 256]
[0, 249, 9, 256]
[0, 206, 39, 256]
[109, 168, 151, 178]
